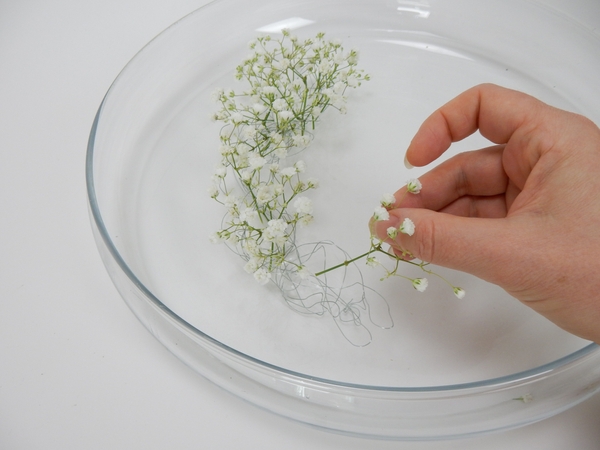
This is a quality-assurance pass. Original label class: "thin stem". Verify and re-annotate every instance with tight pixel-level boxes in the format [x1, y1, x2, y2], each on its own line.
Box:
[314, 249, 373, 276]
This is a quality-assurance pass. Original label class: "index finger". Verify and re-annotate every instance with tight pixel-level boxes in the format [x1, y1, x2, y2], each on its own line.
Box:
[405, 83, 543, 167]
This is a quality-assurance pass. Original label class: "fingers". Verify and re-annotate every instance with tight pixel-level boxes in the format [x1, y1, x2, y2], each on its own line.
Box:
[373, 208, 523, 286]
[405, 84, 543, 168]
[395, 145, 511, 216]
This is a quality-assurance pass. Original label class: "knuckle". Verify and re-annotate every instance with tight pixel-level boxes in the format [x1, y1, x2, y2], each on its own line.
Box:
[413, 217, 437, 263]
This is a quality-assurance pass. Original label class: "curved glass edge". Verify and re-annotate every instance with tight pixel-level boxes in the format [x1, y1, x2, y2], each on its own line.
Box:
[86, 101, 599, 393]
[85, 0, 600, 394]
[87, 207, 600, 439]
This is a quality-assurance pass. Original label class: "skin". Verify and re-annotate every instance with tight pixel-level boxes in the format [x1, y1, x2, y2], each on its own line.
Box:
[373, 83, 600, 343]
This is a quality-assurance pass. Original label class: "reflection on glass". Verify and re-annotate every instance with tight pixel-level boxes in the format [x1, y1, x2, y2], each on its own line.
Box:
[397, 0, 431, 18]
[379, 39, 472, 60]
[256, 17, 315, 33]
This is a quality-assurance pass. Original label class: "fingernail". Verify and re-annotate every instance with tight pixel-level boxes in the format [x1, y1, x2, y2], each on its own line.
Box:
[404, 154, 413, 169]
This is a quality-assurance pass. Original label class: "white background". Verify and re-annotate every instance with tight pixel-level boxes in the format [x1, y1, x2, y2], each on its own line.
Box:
[2, 0, 600, 448]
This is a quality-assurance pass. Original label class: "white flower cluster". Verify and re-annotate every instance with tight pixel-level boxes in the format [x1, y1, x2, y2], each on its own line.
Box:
[370, 179, 465, 298]
[210, 31, 369, 285]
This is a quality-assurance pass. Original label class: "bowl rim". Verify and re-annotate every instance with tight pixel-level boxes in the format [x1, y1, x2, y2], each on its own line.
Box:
[85, 0, 600, 394]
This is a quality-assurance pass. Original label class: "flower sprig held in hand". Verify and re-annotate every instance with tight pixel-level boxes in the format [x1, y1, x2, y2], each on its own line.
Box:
[315, 178, 465, 298]
[368, 179, 465, 298]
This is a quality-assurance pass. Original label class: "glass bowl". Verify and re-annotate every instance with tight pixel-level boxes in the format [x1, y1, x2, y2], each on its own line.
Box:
[86, 0, 600, 440]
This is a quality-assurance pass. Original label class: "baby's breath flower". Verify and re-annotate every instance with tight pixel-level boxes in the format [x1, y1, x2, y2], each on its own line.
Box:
[244, 257, 261, 274]
[453, 287, 466, 299]
[373, 206, 390, 222]
[263, 219, 288, 246]
[386, 227, 398, 239]
[406, 178, 422, 194]
[214, 165, 227, 178]
[412, 278, 428, 292]
[299, 214, 314, 226]
[210, 32, 370, 285]
[294, 160, 306, 172]
[209, 231, 224, 244]
[293, 196, 313, 215]
[380, 193, 396, 208]
[399, 217, 415, 236]
[249, 154, 266, 170]
[296, 266, 310, 279]
[366, 256, 380, 268]
[279, 166, 296, 178]
[253, 268, 271, 285]
[272, 98, 288, 111]
[207, 185, 219, 198]
[306, 178, 319, 188]
[278, 110, 294, 121]
[230, 112, 245, 124]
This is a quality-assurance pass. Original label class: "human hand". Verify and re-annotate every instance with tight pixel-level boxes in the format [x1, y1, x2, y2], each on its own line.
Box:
[373, 83, 600, 343]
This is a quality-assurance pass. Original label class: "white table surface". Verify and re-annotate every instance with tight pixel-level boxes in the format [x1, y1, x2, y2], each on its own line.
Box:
[2, 0, 600, 448]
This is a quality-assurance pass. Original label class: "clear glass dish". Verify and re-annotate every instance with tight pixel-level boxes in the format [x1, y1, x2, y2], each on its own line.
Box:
[86, 0, 600, 440]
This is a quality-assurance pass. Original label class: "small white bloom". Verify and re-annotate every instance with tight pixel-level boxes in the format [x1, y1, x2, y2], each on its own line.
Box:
[236, 143, 251, 156]
[211, 88, 224, 102]
[294, 160, 306, 172]
[399, 217, 415, 236]
[453, 287, 466, 299]
[242, 238, 259, 256]
[223, 194, 239, 209]
[278, 110, 294, 120]
[230, 112, 245, 124]
[273, 98, 288, 111]
[373, 206, 390, 222]
[318, 60, 331, 72]
[241, 125, 257, 140]
[248, 154, 266, 170]
[270, 132, 283, 144]
[406, 178, 422, 194]
[366, 256, 379, 268]
[209, 231, 224, 244]
[239, 207, 257, 223]
[244, 257, 261, 274]
[240, 169, 253, 183]
[299, 214, 314, 226]
[253, 268, 271, 285]
[412, 278, 428, 292]
[279, 166, 297, 178]
[252, 103, 266, 114]
[207, 185, 219, 198]
[263, 219, 288, 246]
[292, 134, 311, 148]
[219, 144, 234, 156]
[306, 178, 319, 188]
[296, 266, 310, 280]
[380, 193, 396, 208]
[347, 49, 359, 64]
[256, 185, 275, 205]
[293, 196, 313, 215]
[262, 85, 277, 95]
[275, 58, 290, 70]
[347, 75, 359, 88]
[386, 227, 398, 239]
[274, 147, 288, 159]
[213, 165, 227, 178]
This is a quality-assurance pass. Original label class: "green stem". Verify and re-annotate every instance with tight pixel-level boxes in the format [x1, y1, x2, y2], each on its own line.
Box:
[314, 249, 373, 276]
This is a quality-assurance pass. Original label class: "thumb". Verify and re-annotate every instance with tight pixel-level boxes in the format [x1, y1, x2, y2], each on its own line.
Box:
[374, 208, 521, 287]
